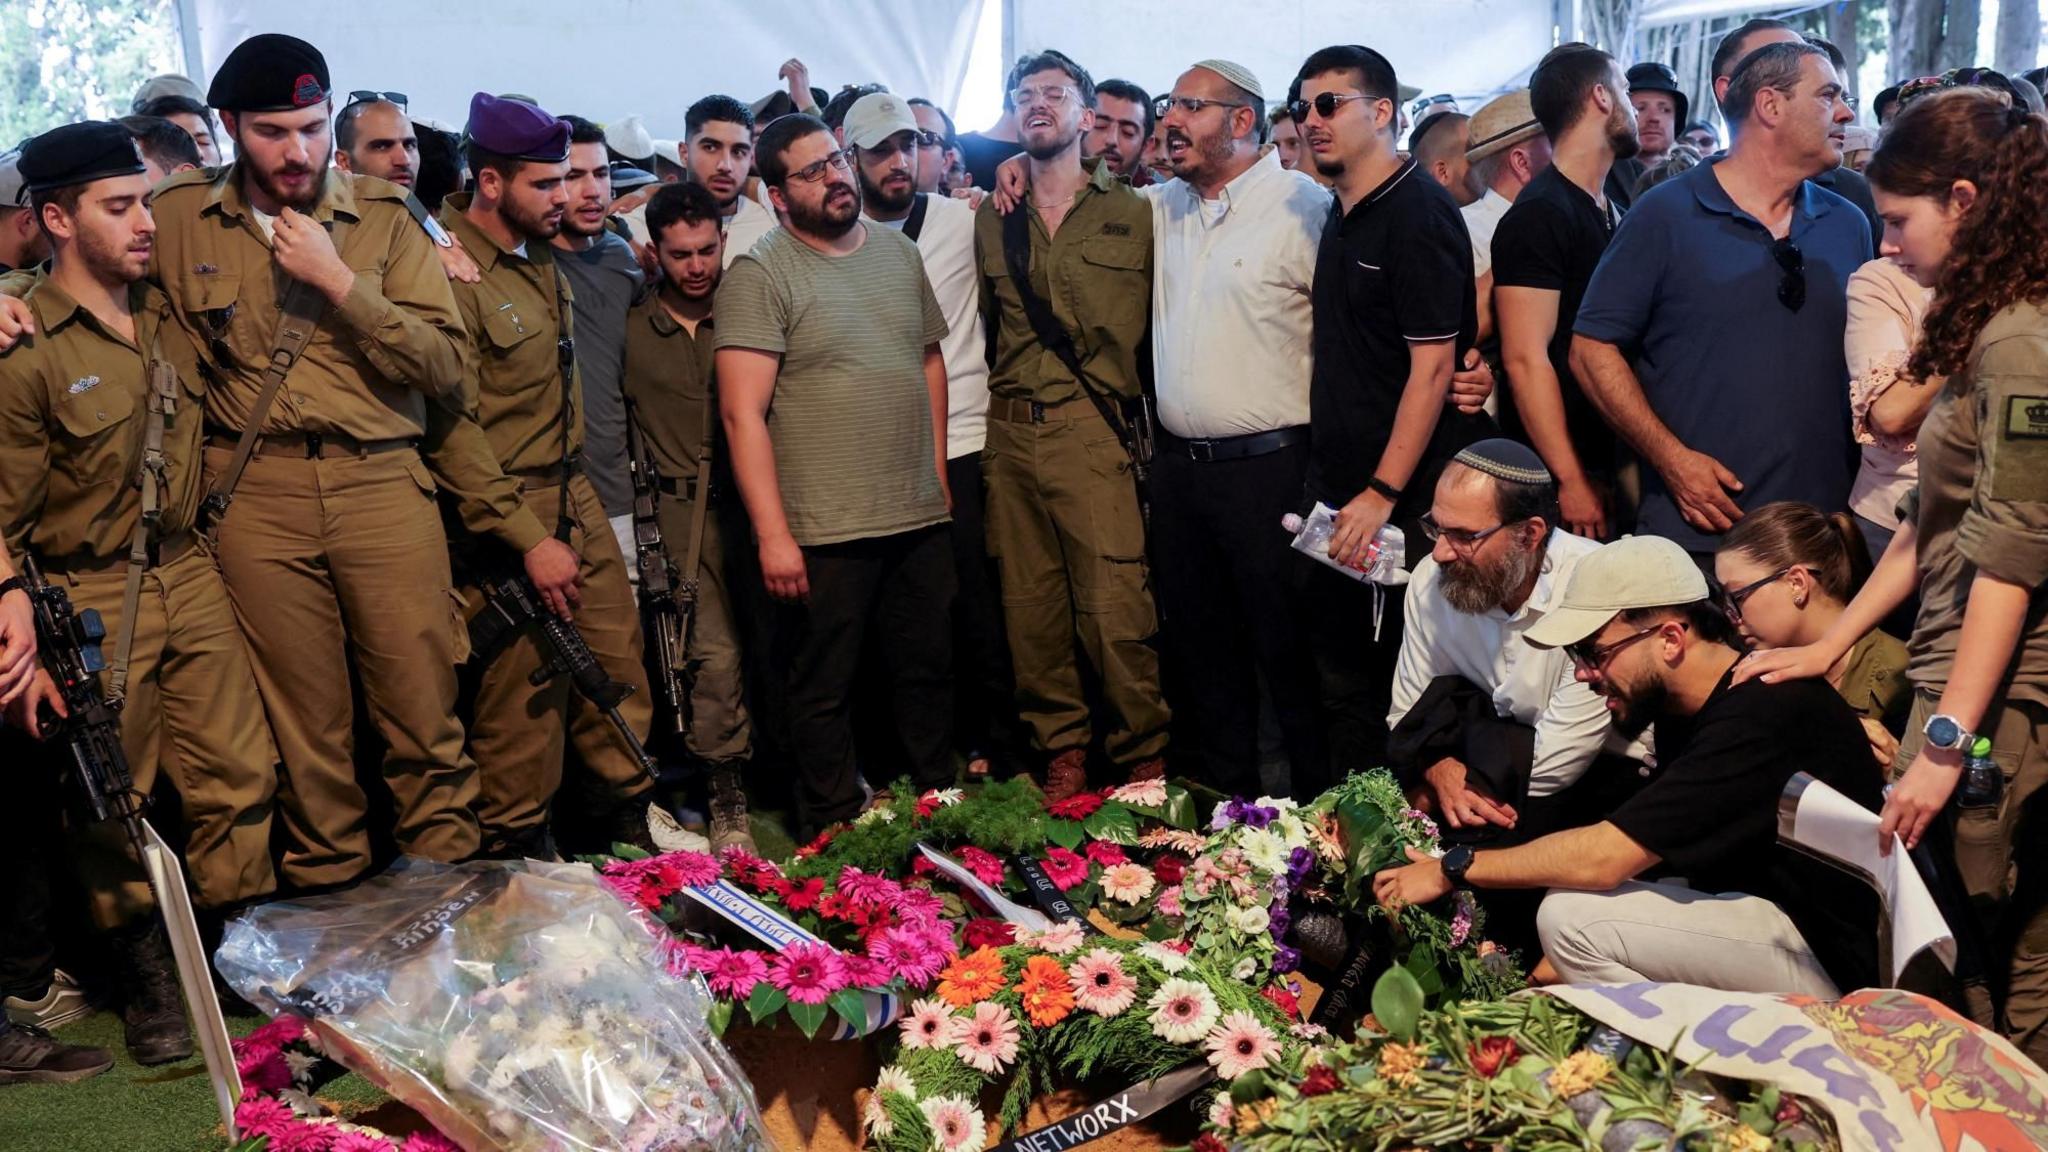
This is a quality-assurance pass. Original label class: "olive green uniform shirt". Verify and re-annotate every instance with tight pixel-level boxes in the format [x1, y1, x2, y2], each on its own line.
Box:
[1907, 299, 2048, 709]
[975, 162, 1152, 404]
[620, 294, 716, 485]
[1838, 627, 1911, 731]
[0, 277, 199, 566]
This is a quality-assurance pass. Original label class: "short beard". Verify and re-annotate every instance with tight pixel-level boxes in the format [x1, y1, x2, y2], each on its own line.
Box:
[1609, 105, 1642, 160]
[1603, 668, 1666, 738]
[858, 170, 916, 215]
[558, 208, 608, 239]
[1168, 130, 1233, 182]
[252, 153, 328, 212]
[78, 228, 146, 285]
[1023, 124, 1081, 162]
[787, 183, 861, 238]
[502, 197, 561, 243]
[1438, 543, 1539, 615]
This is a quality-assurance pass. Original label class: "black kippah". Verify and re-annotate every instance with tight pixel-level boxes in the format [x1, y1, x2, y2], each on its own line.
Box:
[18, 121, 145, 194]
[206, 33, 330, 113]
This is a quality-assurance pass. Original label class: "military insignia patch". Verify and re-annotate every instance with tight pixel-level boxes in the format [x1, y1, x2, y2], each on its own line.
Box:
[1100, 223, 1131, 236]
[2004, 396, 2048, 440]
[67, 375, 100, 395]
[292, 74, 325, 108]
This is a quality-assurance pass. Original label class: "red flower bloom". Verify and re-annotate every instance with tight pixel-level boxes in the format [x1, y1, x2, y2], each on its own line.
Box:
[1191, 1134, 1230, 1152]
[776, 877, 825, 912]
[958, 846, 1007, 887]
[1047, 791, 1106, 820]
[1040, 847, 1090, 891]
[1469, 1035, 1520, 1079]
[1152, 854, 1187, 886]
[816, 893, 849, 920]
[1084, 840, 1129, 868]
[1299, 1063, 1340, 1097]
[1260, 983, 1300, 1019]
[962, 918, 1016, 949]
[910, 854, 937, 877]
[795, 827, 838, 859]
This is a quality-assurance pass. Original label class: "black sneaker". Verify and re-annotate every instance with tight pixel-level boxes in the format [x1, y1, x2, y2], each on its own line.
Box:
[116, 923, 193, 1066]
[0, 1023, 114, 1085]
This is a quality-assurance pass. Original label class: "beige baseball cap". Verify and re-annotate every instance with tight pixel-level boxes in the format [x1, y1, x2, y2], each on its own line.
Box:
[1522, 535, 1710, 649]
[843, 92, 918, 149]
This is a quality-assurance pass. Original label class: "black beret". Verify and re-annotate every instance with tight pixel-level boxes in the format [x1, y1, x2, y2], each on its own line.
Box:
[207, 33, 330, 113]
[19, 121, 145, 195]
[466, 93, 571, 162]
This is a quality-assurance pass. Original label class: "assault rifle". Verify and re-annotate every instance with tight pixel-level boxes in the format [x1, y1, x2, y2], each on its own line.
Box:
[625, 404, 692, 737]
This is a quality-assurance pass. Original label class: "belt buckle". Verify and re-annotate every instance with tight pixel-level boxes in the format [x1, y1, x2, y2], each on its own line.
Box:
[1029, 401, 1047, 424]
[1189, 438, 1216, 463]
[303, 432, 324, 459]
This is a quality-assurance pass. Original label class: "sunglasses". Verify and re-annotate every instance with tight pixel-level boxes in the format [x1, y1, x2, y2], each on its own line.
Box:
[1566, 625, 1664, 671]
[1772, 237, 1805, 312]
[1286, 91, 1382, 124]
[347, 90, 408, 109]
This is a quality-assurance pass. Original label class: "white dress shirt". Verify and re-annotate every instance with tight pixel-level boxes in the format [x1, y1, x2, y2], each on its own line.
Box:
[878, 193, 989, 459]
[1388, 529, 1648, 797]
[1461, 187, 1513, 278]
[1146, 151, 1332, 439]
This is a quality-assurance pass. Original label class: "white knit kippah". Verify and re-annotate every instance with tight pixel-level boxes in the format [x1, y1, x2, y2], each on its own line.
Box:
[1193, 59, 1264, 101]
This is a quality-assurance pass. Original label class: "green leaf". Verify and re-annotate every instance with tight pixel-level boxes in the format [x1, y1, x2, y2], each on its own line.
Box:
[829, 987, 869, 1032]
[787, 999, 829, 1038]
[1229, 1068, 1271, 1104]
[707, 998, 733, 1037]
[1160, 786, 1198, 830]
[746, 983, 789, 1024]
[610, 842, 653, 862]
[1142, 917, 1180, 941]
[1083, 804, 1139, 844]
[572, 853, 612, 867]
[1371, 965, 1425, 1041]
[1046, 817, 1085, 850]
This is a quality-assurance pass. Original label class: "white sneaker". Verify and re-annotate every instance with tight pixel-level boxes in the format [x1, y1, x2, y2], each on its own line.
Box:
[5, 969, 93, 1030]
[647, 803, 711, 853]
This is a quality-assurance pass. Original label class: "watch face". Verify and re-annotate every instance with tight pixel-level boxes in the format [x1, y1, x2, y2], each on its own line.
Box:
[1927, 717, 1961, 747]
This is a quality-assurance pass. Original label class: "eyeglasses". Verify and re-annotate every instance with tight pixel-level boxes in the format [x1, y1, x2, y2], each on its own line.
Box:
[1566, 625, 1664, 672]
[346, 90, 408, 109]
[784, 150, 853, 184]
[1716, 566, 1795, 622]
[1154, 96, 1248, 119]
[1286, 92, 1382, 124]
[1418, 513, 1512, 553]
[1011, 84, 1076, 109]
[1772, 238, 1805, 312]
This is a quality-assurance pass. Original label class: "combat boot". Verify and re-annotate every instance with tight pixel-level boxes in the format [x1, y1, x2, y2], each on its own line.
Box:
[1043, 748, 1089, 803]
[707, 767, 755, 854]
[116, 922, 192, 1066]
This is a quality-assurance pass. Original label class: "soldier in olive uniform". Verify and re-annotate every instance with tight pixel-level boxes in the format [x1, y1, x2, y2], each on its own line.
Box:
[621, 181, 754, 851]
[436, 93, 657, 856]
[0, 122, 278, 1065]
[975, 51, 1169, 800]
[151, 35, 514, 887]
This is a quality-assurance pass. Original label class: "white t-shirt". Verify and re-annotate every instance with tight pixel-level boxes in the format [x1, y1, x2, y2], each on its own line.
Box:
[1462, 187, 1513, 278]
[877, 194, 989, 459]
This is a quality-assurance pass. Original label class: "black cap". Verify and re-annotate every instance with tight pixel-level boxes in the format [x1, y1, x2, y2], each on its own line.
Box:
[19, 121, 146, 195]
[207, 33, 331, 113]
[1624, 62, 1690, 127]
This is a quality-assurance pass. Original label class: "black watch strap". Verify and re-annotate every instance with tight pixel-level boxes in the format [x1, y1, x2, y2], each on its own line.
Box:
[1442, 845, 1475, 889]
[1367, 475, 1403, 503]
[0, 575, 27, 598]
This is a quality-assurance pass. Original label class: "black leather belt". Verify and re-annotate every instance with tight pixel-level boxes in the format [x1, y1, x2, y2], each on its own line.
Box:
[656, 475, 708, 500]
[1157, 425, 1309, 463]
[205, 430, 419, 459]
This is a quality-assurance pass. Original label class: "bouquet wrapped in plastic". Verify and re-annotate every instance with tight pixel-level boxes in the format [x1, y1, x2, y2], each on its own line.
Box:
[217, 857, 768, 1152]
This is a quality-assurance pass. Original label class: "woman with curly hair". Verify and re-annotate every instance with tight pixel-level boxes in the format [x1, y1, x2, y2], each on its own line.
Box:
[1742, 88, 2048, 1062]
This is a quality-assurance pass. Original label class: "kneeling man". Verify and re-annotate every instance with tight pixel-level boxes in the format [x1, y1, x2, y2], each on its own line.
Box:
[1375, 534, 1881, 997]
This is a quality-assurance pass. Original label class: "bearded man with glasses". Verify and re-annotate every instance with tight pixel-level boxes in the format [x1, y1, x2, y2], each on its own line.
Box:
[1374, 532, 1883, 997]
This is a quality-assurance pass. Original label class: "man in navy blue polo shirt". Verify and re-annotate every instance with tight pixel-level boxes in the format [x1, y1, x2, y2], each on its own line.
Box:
[1570, 40, 1867, 561]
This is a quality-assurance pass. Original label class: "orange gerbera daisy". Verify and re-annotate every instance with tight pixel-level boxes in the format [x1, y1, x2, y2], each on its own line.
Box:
[937, 946, 1007, 1008]
[1017, 954, 1076, 1028]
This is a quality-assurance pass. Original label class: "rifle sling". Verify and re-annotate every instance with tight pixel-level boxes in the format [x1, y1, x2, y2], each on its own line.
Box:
[548, 264, 578, 543]
[997, 201, 1135, 459]
[199, 216, 354, 532]
[109, 342, 178, 706]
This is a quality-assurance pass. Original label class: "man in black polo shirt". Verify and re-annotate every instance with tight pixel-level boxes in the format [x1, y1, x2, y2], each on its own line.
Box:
[1495, 43, 1636, 540]
[1293, 43, 1492, 767]
[1373, 536, 1881, 996]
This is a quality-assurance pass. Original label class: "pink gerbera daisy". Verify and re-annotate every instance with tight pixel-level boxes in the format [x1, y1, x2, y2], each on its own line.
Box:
[869, 925, 948, 988]
[331, 1133, 398, 1152]
[1068, 948, 1138, 1016]
[838, 866, 903, 908]
[766, 941, 847, 1006]
[400, 1134, 463, 1152]
[662, 850, 721, 888]
[702, 948, 769, 998]
[1039, 847, 1090, 891]
[1017, 919, 1086, 956]
[1147, 977, 1220, 1044]
[899, 997, 954, 1050]
[1203, 1010, 1281, 1079]
[919, 1095, 988, 1152]
[957, 846, 1007, 887]
[896, 886, 946, 928]
[841, 953, 894, 989]
[234, 1098, 297, 1140]
[949, 1000, 1021, 1074]
[272, 1121, 337, 1152]
[1099, 862, 1157, 905]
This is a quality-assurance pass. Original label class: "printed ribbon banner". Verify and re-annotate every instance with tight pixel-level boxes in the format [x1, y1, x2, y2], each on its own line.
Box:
[1545, 983, 2048, 1152]
[680, 880, 900, 1040]
[984, 1062, 1215, 1152]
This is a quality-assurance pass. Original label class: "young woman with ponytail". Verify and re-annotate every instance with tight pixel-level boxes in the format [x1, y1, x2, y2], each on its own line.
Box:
[1741, 88, 2048, 1063]
[1715, 501, 1909, 765]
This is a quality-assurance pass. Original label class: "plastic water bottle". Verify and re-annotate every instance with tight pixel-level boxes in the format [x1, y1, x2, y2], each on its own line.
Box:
[1958, 736, 2003, 809]
[1281, 504, 1407, 586]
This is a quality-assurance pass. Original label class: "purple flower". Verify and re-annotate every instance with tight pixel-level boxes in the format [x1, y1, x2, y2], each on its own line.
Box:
[1267, 902, 1292, 941]
[1223, 799, 1278, 829]
[1286, 846, 1315, 885]
[1449, 891, 1475, 948]
[1272, 944, 1301, 974]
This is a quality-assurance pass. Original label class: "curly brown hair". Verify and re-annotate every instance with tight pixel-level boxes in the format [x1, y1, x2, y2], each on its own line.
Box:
[1865, 89, 2048, 390]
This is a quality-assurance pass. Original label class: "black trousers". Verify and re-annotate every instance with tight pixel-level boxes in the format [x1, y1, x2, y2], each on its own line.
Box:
[946, 452, 1022, 771]
[779, 525, 956, 833]
[1151, 442, 1327, 798]
[1299, 524, 1415, 794]
[0, 733, 59, 999]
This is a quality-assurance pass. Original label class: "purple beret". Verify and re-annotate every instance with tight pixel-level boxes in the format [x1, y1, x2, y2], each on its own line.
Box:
[466, 92, 570, 162]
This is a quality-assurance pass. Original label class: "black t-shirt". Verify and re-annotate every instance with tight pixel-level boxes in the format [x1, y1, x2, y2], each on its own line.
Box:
[958, 132, 1024, 192]
[1605, 158, 1642, 211]
[1306, 159, 1491, 517]
[1608, 663, 1882, 993]
[1491, 165, 1622, 480]
[1815, 164, 1884, 254]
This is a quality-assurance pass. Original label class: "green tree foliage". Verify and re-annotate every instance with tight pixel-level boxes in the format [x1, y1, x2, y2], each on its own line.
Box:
[0, 0, 181, 148]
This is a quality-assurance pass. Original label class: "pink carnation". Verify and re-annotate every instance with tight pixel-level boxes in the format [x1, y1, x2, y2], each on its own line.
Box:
[958, 847, 1007, 887]
[234, 1097, 298, 1140]
[767, 941, 848, 1005]
[1083, 841, 1129, 868]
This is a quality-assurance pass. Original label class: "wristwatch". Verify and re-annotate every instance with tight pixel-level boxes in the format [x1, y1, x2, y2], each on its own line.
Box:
[1441, 845, 1476, 890]
[1922, 713, 1975, 753]
[0, 575, 26, 598]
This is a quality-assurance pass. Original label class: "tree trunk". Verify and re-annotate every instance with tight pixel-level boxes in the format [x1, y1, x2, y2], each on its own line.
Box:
[1937, 0, 1981, 72]
[1889, 0, 1946, 80]
[1828, 0, 1864, 98]
[1995, 0, 2042, 75]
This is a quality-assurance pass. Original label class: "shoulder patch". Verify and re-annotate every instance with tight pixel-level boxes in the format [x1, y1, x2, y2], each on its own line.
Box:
[2004, 396, 2048, 441]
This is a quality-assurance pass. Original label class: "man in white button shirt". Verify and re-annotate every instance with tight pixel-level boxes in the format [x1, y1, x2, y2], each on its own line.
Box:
[1460, 90, 1550, 348]
[1389, 438, 1645, 839]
